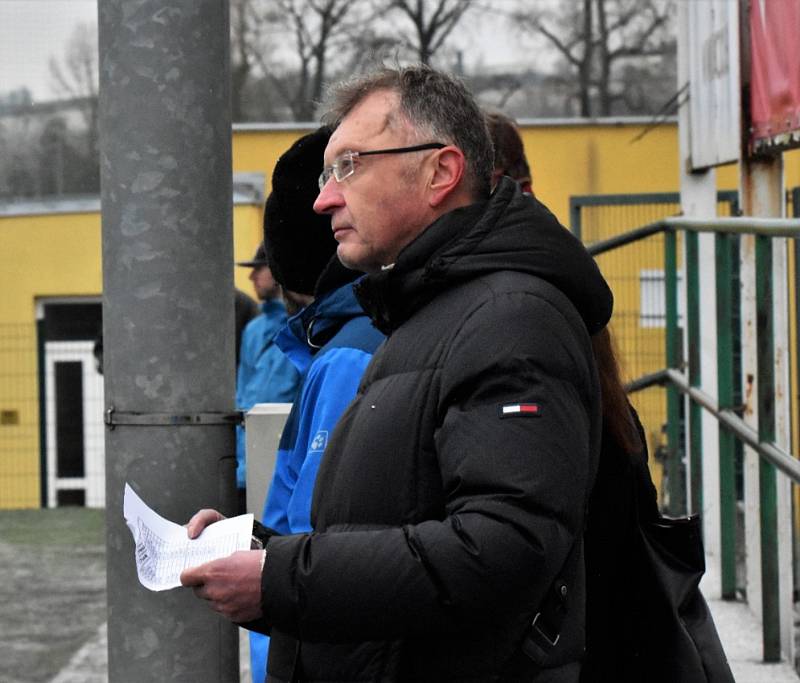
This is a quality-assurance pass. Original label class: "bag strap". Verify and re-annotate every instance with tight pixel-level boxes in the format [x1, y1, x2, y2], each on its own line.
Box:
[521, 575, 569, 665]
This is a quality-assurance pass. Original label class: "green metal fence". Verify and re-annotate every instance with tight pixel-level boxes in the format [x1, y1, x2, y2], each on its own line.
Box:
[570, 192, 740, 513]
[587, 214, 800, 667]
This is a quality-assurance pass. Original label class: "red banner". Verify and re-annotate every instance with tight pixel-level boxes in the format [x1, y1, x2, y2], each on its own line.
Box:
[750, 0, 800, 146]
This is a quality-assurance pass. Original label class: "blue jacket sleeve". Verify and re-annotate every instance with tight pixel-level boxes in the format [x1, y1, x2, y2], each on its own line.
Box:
[236, 314, 301, 489]
[261, 347, 373, 534]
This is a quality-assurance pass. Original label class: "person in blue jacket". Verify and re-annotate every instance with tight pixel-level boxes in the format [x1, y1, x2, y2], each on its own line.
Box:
[235, 244, 302, 512]
[248, 127, 385, 682]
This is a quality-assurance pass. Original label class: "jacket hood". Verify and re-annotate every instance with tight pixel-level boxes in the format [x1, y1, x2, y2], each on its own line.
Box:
[282, 271, 366, 356]
[313, 254, 362, 300]
[355, 177, 613, 335]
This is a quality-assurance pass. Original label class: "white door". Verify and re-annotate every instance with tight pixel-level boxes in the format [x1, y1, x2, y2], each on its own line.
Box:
[45, 341, 105, 507]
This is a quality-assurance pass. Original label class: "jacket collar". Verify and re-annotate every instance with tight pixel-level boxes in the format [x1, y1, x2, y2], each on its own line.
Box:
[355, 177, 613, 335]
[276, 275, 367, 372]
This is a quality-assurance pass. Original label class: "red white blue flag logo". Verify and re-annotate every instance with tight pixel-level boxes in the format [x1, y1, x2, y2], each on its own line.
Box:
[499, 403, 542, 418]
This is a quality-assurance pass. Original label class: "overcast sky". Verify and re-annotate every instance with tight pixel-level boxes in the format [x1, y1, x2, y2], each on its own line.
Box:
[0, 0, 98, 102]
[0, 0, 538, 105]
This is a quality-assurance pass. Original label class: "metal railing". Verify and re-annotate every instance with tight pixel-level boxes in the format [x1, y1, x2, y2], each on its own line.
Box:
[588, 215, 800, 667]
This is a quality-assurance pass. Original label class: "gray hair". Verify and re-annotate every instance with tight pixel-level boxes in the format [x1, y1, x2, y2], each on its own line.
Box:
[321, 65, 494, 200]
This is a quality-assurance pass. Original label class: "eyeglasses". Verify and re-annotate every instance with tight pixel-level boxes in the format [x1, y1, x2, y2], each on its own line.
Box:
[318, 142, 446, 191]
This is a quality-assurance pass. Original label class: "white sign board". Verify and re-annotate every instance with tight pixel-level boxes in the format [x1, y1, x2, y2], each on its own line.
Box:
[688, 1, 740, 169]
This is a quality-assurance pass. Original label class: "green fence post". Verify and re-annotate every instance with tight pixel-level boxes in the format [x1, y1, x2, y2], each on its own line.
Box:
[665, 229, 685, 515]
[686, 230, 702, 515]
[755, 234, 780, 661]
[716, 233, 737, 599]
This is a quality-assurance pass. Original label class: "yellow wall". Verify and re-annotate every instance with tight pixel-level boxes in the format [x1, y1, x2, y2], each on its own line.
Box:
[0, 202, 261, 508]
[1, 211, 102, 322]
[233, 129, 310, 186]
[3, 121, 800, 508]
[232, 203, 269, 295]
[518, 123, 800, 225]
[232, 121, 800, 228]
[0, 203, 264, 324]
[0, 211, 103, 507]
[523, 123, 680, 222]
[231, 123, 684, 228]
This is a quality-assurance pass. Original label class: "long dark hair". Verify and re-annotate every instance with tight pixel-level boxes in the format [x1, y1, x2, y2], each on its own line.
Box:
[591, 327, 643, 456]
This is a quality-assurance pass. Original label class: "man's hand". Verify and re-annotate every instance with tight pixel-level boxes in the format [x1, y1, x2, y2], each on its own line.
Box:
[180, 550, 265, 623]
[185, 508, 226, 539]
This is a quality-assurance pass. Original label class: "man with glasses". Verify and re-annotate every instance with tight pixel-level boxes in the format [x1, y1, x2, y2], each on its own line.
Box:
[182, 65, 612, 682]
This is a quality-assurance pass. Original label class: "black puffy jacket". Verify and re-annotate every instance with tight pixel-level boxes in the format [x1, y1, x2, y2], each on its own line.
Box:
[259, 178, 613, 682]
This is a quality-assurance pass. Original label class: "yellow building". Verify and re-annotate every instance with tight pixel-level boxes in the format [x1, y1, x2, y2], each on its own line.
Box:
[1, 120, 799, 508]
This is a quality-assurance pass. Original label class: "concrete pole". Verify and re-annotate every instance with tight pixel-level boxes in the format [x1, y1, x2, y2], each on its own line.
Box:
[98, 2, 239, 681]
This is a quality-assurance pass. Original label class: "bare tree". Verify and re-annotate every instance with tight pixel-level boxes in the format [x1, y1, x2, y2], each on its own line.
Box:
[360, 0, 475, 66]
[512, 0, 674, 117]
[230, 0, 283, 121]
[388, 0, 475, 65]
[251, 0, 358, 121]
[48, 22, 99, 156]
[231, 0, 259, 121]
[342, 27, 403, 74]
[49, 22, 98, 102]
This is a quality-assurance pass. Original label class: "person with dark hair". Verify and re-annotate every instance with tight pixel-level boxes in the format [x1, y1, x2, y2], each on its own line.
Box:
[581, 327, 660, 682]
[182, 65, 612, 682]
[234, 244, 301, 511]
[246, 127, 386, 682]
[485, 110, 533, 194]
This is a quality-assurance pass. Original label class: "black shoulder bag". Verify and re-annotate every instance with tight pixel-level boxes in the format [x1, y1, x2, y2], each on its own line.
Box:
[628, 500, 735, 682]
[524, 492, 736, 682]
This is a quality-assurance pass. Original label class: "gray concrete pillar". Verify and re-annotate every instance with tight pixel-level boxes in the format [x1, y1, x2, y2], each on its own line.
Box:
[98, 1, 239, 680]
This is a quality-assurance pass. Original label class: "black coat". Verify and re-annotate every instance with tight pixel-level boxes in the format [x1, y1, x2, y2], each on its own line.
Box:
[259, 178, 613, 682]
[581, 408, 661, 682]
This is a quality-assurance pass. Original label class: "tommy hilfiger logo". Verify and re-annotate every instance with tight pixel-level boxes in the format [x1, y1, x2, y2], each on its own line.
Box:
[499, 403, 542, 418]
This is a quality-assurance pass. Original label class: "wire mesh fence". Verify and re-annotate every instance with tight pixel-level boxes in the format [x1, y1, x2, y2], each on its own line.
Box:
[0, 323, 40, 508]
[0, 322, 105, 510]
[571, 191, 740, 505]
[0, 191, 791, 514]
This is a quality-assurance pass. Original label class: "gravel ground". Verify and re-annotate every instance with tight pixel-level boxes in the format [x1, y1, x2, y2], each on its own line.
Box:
[1, 508, 796, 683]
[0, 508, 106, 683]
[0, 508, 252, 683]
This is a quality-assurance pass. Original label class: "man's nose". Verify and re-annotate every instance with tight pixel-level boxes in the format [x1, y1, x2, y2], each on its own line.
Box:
[313, 180, 342, 215]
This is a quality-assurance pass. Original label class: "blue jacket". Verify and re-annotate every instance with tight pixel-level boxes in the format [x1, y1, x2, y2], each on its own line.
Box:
[249, 275, 385, 683]
[236, 299, 301, 489]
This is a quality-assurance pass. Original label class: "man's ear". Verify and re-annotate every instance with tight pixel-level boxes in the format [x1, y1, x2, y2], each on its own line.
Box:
[428, 146, 466, 207]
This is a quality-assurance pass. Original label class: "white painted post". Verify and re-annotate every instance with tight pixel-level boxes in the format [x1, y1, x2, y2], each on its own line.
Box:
[678, 0, 722, 597]
[245, 403, 292, 518]
[739, 228, 762, 619]
[772, 237, 795, 663]
[739, 158, 785, 643]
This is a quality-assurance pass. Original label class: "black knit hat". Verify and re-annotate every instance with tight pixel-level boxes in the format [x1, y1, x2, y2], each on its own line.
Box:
[264, 126, 337, 296]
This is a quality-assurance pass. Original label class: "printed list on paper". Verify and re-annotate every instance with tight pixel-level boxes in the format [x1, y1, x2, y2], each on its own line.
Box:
[123, 483, 253, 591]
